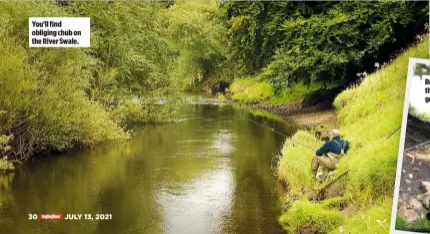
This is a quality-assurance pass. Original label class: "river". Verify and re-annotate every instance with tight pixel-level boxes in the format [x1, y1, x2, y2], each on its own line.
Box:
[0, 97, 296, 234]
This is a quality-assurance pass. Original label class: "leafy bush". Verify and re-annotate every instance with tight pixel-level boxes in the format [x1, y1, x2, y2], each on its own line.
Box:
[0, 159, 14, 171]
[222, 1, 428, 87]
[0, 3, 129, 160]
[163, 1, 226, 90]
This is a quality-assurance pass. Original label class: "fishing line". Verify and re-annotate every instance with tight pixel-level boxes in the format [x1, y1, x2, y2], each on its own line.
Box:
[244, 116, 288, 138]
[243, 116, 316, 151]
[290, 139, 316, 152]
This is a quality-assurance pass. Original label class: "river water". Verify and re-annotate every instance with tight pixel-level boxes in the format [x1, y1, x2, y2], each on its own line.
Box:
[0, 98, 296, 234]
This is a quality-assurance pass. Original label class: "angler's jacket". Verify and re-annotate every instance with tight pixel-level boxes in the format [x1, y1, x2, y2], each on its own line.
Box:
[315, 136, 350, 156]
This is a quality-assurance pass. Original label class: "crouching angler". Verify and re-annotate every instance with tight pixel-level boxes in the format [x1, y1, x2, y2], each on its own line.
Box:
[311, 129, 350, 181]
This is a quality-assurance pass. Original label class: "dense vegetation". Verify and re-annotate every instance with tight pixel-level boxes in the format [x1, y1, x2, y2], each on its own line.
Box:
[277, 37, 429, 233]
[224, 1, 428, 102]
[0, 1, 226, 161]
[222, 1, 427, 83]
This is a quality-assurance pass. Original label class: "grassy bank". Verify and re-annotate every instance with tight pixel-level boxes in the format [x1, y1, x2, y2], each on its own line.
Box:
[277, 37, 429, 233]
[228, 78, 332, 104]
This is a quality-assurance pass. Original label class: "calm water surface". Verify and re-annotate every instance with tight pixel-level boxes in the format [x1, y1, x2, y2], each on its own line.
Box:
[0, 98, 296, 234]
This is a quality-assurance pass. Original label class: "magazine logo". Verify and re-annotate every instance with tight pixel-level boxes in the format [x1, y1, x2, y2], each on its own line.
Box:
[39, 214, 64, 220]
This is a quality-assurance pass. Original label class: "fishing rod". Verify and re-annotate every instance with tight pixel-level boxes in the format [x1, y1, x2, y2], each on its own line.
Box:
[290, 139, 316, 152]
[386, 126, 401, 139]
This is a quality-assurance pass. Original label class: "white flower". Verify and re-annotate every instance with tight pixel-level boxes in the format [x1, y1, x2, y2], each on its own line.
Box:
[374, 62, 380, 68]
[339, 226, 344, 233]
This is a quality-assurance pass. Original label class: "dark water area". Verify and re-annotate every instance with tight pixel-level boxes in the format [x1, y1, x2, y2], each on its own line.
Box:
[0, 98, 296, 234]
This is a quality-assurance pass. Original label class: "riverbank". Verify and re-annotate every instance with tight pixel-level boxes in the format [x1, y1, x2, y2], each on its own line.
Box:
[245, 101, 338, 130]
[227, 78, 341, 129]
[275, 37, 429, 233]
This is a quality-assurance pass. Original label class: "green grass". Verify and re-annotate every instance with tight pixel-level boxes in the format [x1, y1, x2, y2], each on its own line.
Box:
[330, 199, 392, 234]
[229, 77, 336, 104]
[229, 78, 273, 103]
[277, 37, 429, 233]
[272, 81, 337, 104]
[396, 216, 430, 231]
[277, 130, 323, 199]
[279, 199, 344, 233]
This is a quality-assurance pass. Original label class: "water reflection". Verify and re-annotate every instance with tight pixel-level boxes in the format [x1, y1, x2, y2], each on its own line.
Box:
[0, 101, 295, 234]
[159, 161, 234, 234]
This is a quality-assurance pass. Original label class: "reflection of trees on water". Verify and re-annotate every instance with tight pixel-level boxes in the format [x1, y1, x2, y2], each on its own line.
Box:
[0, 172, 14, 191]
[0, 172, 14, 227]
[221, 110, 287, 234]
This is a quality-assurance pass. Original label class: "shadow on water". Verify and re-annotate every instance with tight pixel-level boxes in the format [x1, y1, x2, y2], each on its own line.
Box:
[0, 98, 296, 234]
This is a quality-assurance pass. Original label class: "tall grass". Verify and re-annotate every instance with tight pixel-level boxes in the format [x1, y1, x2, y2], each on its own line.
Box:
[277, 37, 429, 232]
[229, 78, 331, 104]
[277, 130, 323, 199]
[279, 199, 344, 233]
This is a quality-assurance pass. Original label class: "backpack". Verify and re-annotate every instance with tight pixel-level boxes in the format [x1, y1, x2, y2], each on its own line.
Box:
[333, 140, 346, 156]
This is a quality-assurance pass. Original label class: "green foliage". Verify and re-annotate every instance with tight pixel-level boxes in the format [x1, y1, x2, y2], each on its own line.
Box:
[279, 199, 344, 233]
[229, 78, 273, 103]
[0, 26, 129, 159]
[222, 1, 428, 88]
[65, 2, 176, 115]
[217, 93, 226, 102]
[396, 216, 430, 231]
[0, 159, 14, 171]
[163, 1, 227, 90]
[0, 135, 11, 155]
[220, 2, 338, 75]
[0, 1, 238, 159]
[229, 78, 332, 104]
[0, 2, 135, 160]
